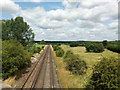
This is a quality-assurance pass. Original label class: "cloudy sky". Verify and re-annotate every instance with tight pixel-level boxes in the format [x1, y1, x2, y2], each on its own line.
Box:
[1, 0, 118, 41]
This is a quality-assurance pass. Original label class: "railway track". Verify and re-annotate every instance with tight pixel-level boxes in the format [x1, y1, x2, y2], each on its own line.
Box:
[20, 45, 61, 89]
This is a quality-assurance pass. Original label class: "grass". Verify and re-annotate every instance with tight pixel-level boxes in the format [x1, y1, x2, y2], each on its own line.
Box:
[53, 44, 119, 88]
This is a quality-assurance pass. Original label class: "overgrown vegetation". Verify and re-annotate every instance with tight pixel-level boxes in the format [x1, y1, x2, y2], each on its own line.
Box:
[107, 43, 120, 53]
[64, 50, 87, 75]
[102, 40, 107, 48]
[2, 40, 32, 80]
[1, 17, 36, 80]
[86, 57, 120, 89]
[85, 42, 104, 53]
[25, 44, 44, 53]
[52, 45, 64, 57]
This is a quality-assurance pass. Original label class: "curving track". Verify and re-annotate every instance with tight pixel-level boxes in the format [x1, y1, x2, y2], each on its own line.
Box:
[20, 45, 61, 89]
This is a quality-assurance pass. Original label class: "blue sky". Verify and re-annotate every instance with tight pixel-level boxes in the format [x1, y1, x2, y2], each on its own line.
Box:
[2, 2, 64, 20]
[15, 2, 64, 11]
[1, 0, 118, 41]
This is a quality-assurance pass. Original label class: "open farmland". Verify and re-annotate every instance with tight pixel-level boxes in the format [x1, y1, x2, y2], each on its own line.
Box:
[54, 45, 119, 88]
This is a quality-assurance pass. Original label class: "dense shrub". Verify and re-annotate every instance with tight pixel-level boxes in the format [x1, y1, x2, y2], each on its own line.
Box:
[64, 50, 73, 59]
[102, 40, 107, 48]
[107, 44, 120, 53]
[86, 57, 120, 89]
[52, 45, 64, 57]
[2, 40, 31, 79]
[52, 45, 59, 51]
[56, 49, 64, 57]
[85, 42, 104, 53]
[42, 46, 44, 49]
[67, 60, 87, 75]
[64, 50, 87, 75]
[26, 45, 41, 53]
[33, 47, 41, 53]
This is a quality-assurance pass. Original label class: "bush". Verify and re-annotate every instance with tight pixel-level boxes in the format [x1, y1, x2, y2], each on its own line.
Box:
[64, 50, 87, 75]
[64, 50, 73, 59]
[52, 45, 64, 57]
[26, 44, 41, 53]
[102, 40, 107, 48]
[85, 42, 104, 53]
[86, 57, 120, 89]
[107, 44, 120, 53]
[67, 60, 87, 75]
[56, 49, 64, 57]
[42, 46, 44, 49]
[33, 47, 41, 53]
[52, 45, 59, 51]
[2, 40, 31, 80]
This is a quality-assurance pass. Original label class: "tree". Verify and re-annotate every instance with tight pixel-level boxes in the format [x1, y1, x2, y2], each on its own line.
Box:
[102, 40, 107, 48]
[85, 42, 104, 53]
[2, 17, 34, 46]
[40, 40, 46, 44]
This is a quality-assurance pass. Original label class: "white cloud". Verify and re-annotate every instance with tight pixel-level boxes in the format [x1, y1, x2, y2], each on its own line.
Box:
[9, 0, 118, 41]
[0, 0, 21, 12]
[109, 20, 118, 29]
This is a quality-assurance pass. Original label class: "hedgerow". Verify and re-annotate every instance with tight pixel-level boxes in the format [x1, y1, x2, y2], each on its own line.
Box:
[85, 42, 104, 53]
[107, 44, 120, 53]
[86, 57, 120, 89]
[69, 42, 79, 47]
[64, 50, 87, 75]
[2, 40, 31, 80]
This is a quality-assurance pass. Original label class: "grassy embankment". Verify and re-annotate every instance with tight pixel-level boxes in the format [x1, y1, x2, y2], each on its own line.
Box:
[54, 45, 119, 88]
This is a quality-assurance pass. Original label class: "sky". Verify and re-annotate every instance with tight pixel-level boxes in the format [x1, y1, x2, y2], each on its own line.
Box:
[0, 0, 119, 41]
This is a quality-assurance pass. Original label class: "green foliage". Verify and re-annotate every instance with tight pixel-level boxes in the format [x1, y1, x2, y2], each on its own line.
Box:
[86, 57, 120, 89]
[40, 40, 46, 44]
[52, 45, 64, 57]
[56, 49, 64, 57]
[85, 42, 104, 53]
[107, 44, 120, 53]
[102, 40, 107, 48]
[25, 44, 41, 53]
[2, 17, 34, 46]
[64, 50, 87, 75]
[64, 50, 73, 59]
[52, 45, 59, 51]
[2, 40, 31, 80]
[42, 46, 44, 49]
[69, 42, 79, 47]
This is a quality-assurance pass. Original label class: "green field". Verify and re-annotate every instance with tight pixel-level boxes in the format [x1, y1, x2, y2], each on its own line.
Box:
[54, 45, 119, 88]
[34, 43, 44, 48]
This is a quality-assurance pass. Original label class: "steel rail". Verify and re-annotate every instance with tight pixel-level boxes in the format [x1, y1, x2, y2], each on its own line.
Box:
[50, 47, 54, 88]
[31, 45, 50, 89]
[21, 46, 49, 90]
